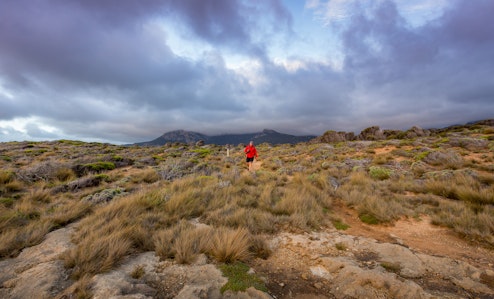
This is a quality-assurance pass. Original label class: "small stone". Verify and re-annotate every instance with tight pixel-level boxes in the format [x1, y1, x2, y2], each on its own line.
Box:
[279, 282, 285, 287]
[301, 273, 309, 280]
[314, 282, 323, 289]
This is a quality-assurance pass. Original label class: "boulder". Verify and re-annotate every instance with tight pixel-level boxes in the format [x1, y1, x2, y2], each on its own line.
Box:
[358, 126, 385, 141]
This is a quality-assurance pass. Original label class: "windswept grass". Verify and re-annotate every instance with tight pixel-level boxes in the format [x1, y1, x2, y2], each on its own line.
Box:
[2, 124, 494, 287]
[208, 227, 252, 263]
[63, 229, 134, 279]
[0, 220, 53, 258]
[420, 172, 494, 205]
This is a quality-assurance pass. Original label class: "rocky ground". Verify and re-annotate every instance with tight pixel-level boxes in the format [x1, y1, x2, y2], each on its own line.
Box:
[0, 207, 493, 299]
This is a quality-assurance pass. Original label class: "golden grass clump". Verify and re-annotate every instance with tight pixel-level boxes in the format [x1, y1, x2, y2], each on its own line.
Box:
[46, 199, 92, 227]
[1, 180, 23, 194]
[421, 172, 494, 205]
[28, 189, 52, 203]
[54, 274, 93, 299]
[208, 227, 252, 263]
[54, 167, 76, 182]
[172, 227, 211, 264]
[164, 189, 207, 219]
[271, 174, 333, 230]
[154, 220, 195, 260]
[338, 171, 410, 224]
[356, 194, 407, 224]
[0, 220, 53, 258]
[430, 199, 494, 246]
[63, 229, 134, 279]
[0, 170, 15, 185]
[203, 205, 277, 234]
[63, 189, 170, 278]
[131, 168, 160, 184]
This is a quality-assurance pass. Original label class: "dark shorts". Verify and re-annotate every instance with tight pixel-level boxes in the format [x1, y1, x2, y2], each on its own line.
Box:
[246, 157, 254, 162]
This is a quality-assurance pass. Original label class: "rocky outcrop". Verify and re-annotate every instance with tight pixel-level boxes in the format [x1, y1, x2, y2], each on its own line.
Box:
[0, 226, 75, 299]
[405, 126, 430, 138]
[358, 126, 385, 140]
[311, 130, 348, 143]
[1, 224, 492, 298]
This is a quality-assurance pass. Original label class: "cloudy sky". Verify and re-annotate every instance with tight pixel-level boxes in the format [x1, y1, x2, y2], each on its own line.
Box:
[1, 0, 493, 144]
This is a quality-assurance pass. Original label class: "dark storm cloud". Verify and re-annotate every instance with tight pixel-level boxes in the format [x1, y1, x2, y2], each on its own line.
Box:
[161, 0, 292, 57]
[0, 0, 193, 89]
[0, 0, 272, 140]
[0, 0, 492, 143]
[337, 0, 494, 129]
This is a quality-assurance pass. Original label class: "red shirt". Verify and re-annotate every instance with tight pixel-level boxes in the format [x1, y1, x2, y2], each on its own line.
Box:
[244, 145, 258, 158]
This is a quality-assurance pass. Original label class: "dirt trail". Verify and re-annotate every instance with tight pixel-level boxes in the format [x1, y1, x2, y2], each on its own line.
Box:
[333, 202, 494, 269]
[252, 160, 263, 171]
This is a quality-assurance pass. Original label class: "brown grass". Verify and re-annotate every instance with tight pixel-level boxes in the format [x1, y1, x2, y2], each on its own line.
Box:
[172, 227, 211, 264]
[47, 199, 92, 227]
[430, 199, 494, 245]
[421, 173, 494, 205]
[131, 168, 160, 184]
[154, 220, 195, 260]
[0, 170, 15, 185]
[208, 227, 252, 263]
[63, 229, 133, 279]
[1, 126, 494, 283]
[55, 274, 93, 299]
[0, 220, 53, 258]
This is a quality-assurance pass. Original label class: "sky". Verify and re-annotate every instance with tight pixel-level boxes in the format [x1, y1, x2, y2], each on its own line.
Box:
[1, 0, 493, 144]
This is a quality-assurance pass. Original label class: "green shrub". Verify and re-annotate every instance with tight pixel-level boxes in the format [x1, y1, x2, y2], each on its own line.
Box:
[359, 213, 380, 225]
[0, 155, 12, 162]
[83, 162, 115, 172]
[218, 262, 268, 294]
[369, 166, 392, 180]
[414, 151, 430, 161]
[332, 220, 350, 230]
[191, 148, 212, 158]
[112, 155, 124, 161]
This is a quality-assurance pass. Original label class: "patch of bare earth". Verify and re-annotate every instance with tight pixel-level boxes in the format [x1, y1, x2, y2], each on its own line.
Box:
[334, 202, 494, 270]
[251, 202, 494, 298]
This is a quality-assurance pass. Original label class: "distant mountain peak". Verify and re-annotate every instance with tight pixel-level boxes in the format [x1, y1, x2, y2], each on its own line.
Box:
[262, 129, 278, 134]
[135, 129, 316, 146]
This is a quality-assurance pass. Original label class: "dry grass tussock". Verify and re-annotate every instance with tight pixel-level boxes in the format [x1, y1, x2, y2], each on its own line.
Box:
[1, 124, 494, 282]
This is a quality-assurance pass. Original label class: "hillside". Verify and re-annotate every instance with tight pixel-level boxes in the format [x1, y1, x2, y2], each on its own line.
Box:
[0, 122, 493, 298]
[135, 129, 316, 146]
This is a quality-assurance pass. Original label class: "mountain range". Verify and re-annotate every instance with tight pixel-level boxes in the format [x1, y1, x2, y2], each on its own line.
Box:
[135, 129, 316, 146]
[134, 119, 494, 146]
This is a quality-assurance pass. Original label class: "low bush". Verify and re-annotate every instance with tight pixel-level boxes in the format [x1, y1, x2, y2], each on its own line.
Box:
[332, 220, 350, 230]
[369, 166, 392, 180]
[0, 170, 15, 184]
[218, 262, 268, 294]
[82, 162, 116, 173]
[422, 150, 463, 169]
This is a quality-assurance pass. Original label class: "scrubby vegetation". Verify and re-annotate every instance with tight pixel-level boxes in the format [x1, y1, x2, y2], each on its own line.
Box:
[0, 122, 493, 294]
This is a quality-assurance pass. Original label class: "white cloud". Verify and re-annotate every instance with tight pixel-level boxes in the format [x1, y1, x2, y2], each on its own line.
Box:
[274, 58, 308, 73]
[0, 117, 60, 141]
[306, 0, 449, 27]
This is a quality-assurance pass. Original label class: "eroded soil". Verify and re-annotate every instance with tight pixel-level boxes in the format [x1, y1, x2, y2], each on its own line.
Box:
[251, 202, 494, 299]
